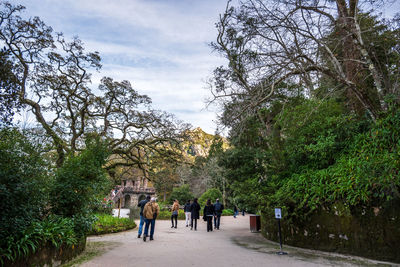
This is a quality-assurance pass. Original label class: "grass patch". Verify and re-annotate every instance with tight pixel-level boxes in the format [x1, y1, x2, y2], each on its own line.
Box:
[61, 241, 119, 267]
[157, 210, 186, 220]
[88, 214, 136, 235]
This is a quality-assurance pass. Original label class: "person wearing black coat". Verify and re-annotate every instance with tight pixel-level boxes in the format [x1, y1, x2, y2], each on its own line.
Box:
[190, 198, 200, 230]
[203, 199, 215, 232]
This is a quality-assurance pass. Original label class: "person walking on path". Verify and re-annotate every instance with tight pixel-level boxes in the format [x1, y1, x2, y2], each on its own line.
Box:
[184, 200, 191, 227]
[137, 195, 151, 238]
[190, 198, 200, 231]
[203, 199, 215, 232]
[142, 197, 160, 242]
[170, 199, 180, 228]
[233, 206, 238, 218]
[213, 198, 224, 230]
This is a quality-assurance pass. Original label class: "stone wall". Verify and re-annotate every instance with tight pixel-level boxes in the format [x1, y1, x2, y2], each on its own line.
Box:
[261, 199, 400, 263]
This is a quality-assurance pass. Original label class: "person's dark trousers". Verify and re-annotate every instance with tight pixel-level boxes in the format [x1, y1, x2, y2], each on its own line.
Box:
[206, 215, 213, 232]
[214, 214, 221, 229]
[144, 218, 156, 239]
[171, 214, 178, 227]
[191, 218, 197, 230]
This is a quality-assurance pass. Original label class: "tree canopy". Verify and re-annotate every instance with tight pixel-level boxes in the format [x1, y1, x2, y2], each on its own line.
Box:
[0, 2, 190, 169]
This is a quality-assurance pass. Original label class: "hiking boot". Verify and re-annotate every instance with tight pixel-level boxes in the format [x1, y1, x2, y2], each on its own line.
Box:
[174, 226, 177, 229]
[150, 236, 154, 241]
[171, 225, 174, 228]
[143, 235, 147, 242]
[138, 234, 141, 238]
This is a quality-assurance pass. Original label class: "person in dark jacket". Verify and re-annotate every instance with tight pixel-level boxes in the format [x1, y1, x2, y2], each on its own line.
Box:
[190, 198, 200, 230]
[203, 199, 215, 232]
[137, 195, 151, 238]
[184, 200, 191, 227]
[213, 198, 224, 230]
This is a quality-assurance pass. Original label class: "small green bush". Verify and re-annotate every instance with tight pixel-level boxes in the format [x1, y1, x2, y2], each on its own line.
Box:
[89, 214, 136, 235]
[222, 209, 234, 216]
[199, 188, 222, 207]
[168, 184, 194, 204]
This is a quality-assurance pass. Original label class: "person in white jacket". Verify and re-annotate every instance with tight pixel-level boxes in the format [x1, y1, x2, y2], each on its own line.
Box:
[183, 200, 191, 227]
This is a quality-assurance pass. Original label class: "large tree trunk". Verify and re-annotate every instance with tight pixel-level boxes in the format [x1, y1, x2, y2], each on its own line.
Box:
[336, 0, 382, 119]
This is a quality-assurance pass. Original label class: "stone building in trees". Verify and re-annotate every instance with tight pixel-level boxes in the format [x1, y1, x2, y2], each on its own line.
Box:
[112, 168, 155, 208]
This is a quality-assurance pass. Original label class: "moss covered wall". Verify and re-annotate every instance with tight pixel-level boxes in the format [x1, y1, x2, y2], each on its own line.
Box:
[261, 199, 400, 263]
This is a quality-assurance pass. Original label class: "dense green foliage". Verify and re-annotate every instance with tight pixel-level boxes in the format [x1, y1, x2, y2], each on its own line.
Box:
[1, 215, 78, 264]
[217, 100, 400, 220]
[0, 129, 111, 263]
[168, 184, 194, 204]
[274, 108, 400, 215]
[50, 137, 110, 237]
[207, 0, 400, 223]
[0, 128, 50, 244]
[89, 214, 136, 235]
[198, 188, 223, 207]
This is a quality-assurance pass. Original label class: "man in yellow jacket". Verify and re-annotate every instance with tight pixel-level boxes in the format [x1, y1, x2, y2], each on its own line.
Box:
[143, 197, 160, 241]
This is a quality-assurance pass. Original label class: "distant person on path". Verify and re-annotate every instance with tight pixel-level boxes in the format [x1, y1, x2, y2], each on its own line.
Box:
[184, 200, 191, 227]
[171, 199, 180, 228]
[213, 198, 224, 230]
[142, 197, 160, 242]
[203, 199, 215, 232]
[242, 209, 245, 216]
[137, 195, 151, 238]
[190, 198, 200, 230]
[233, 206, 238, 218]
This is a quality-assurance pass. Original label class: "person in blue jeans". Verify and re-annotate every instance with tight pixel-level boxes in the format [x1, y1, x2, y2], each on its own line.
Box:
[137, 195, 150, 238]
[213, 198, 224, 230]
[142, 197, 160, 241]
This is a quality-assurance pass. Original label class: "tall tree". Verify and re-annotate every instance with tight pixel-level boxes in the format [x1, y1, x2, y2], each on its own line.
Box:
[209, 0, 399, 124]
[0, 2, 190, 168]
[0, 49, 20, 125]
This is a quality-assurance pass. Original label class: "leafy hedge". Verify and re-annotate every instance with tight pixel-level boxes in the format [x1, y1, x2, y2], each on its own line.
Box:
[89, 214, 136, 235]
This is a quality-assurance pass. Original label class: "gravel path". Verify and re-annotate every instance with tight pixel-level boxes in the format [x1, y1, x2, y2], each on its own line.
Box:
[81, 215, 396, 267]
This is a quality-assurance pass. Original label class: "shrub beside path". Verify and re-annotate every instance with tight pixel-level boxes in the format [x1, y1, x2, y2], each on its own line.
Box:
[80, 215, 397, 267]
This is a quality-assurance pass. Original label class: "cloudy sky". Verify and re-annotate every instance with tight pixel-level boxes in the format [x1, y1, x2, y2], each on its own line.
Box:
[13, 0, 400, 134]
[17, 0, 230, 134]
